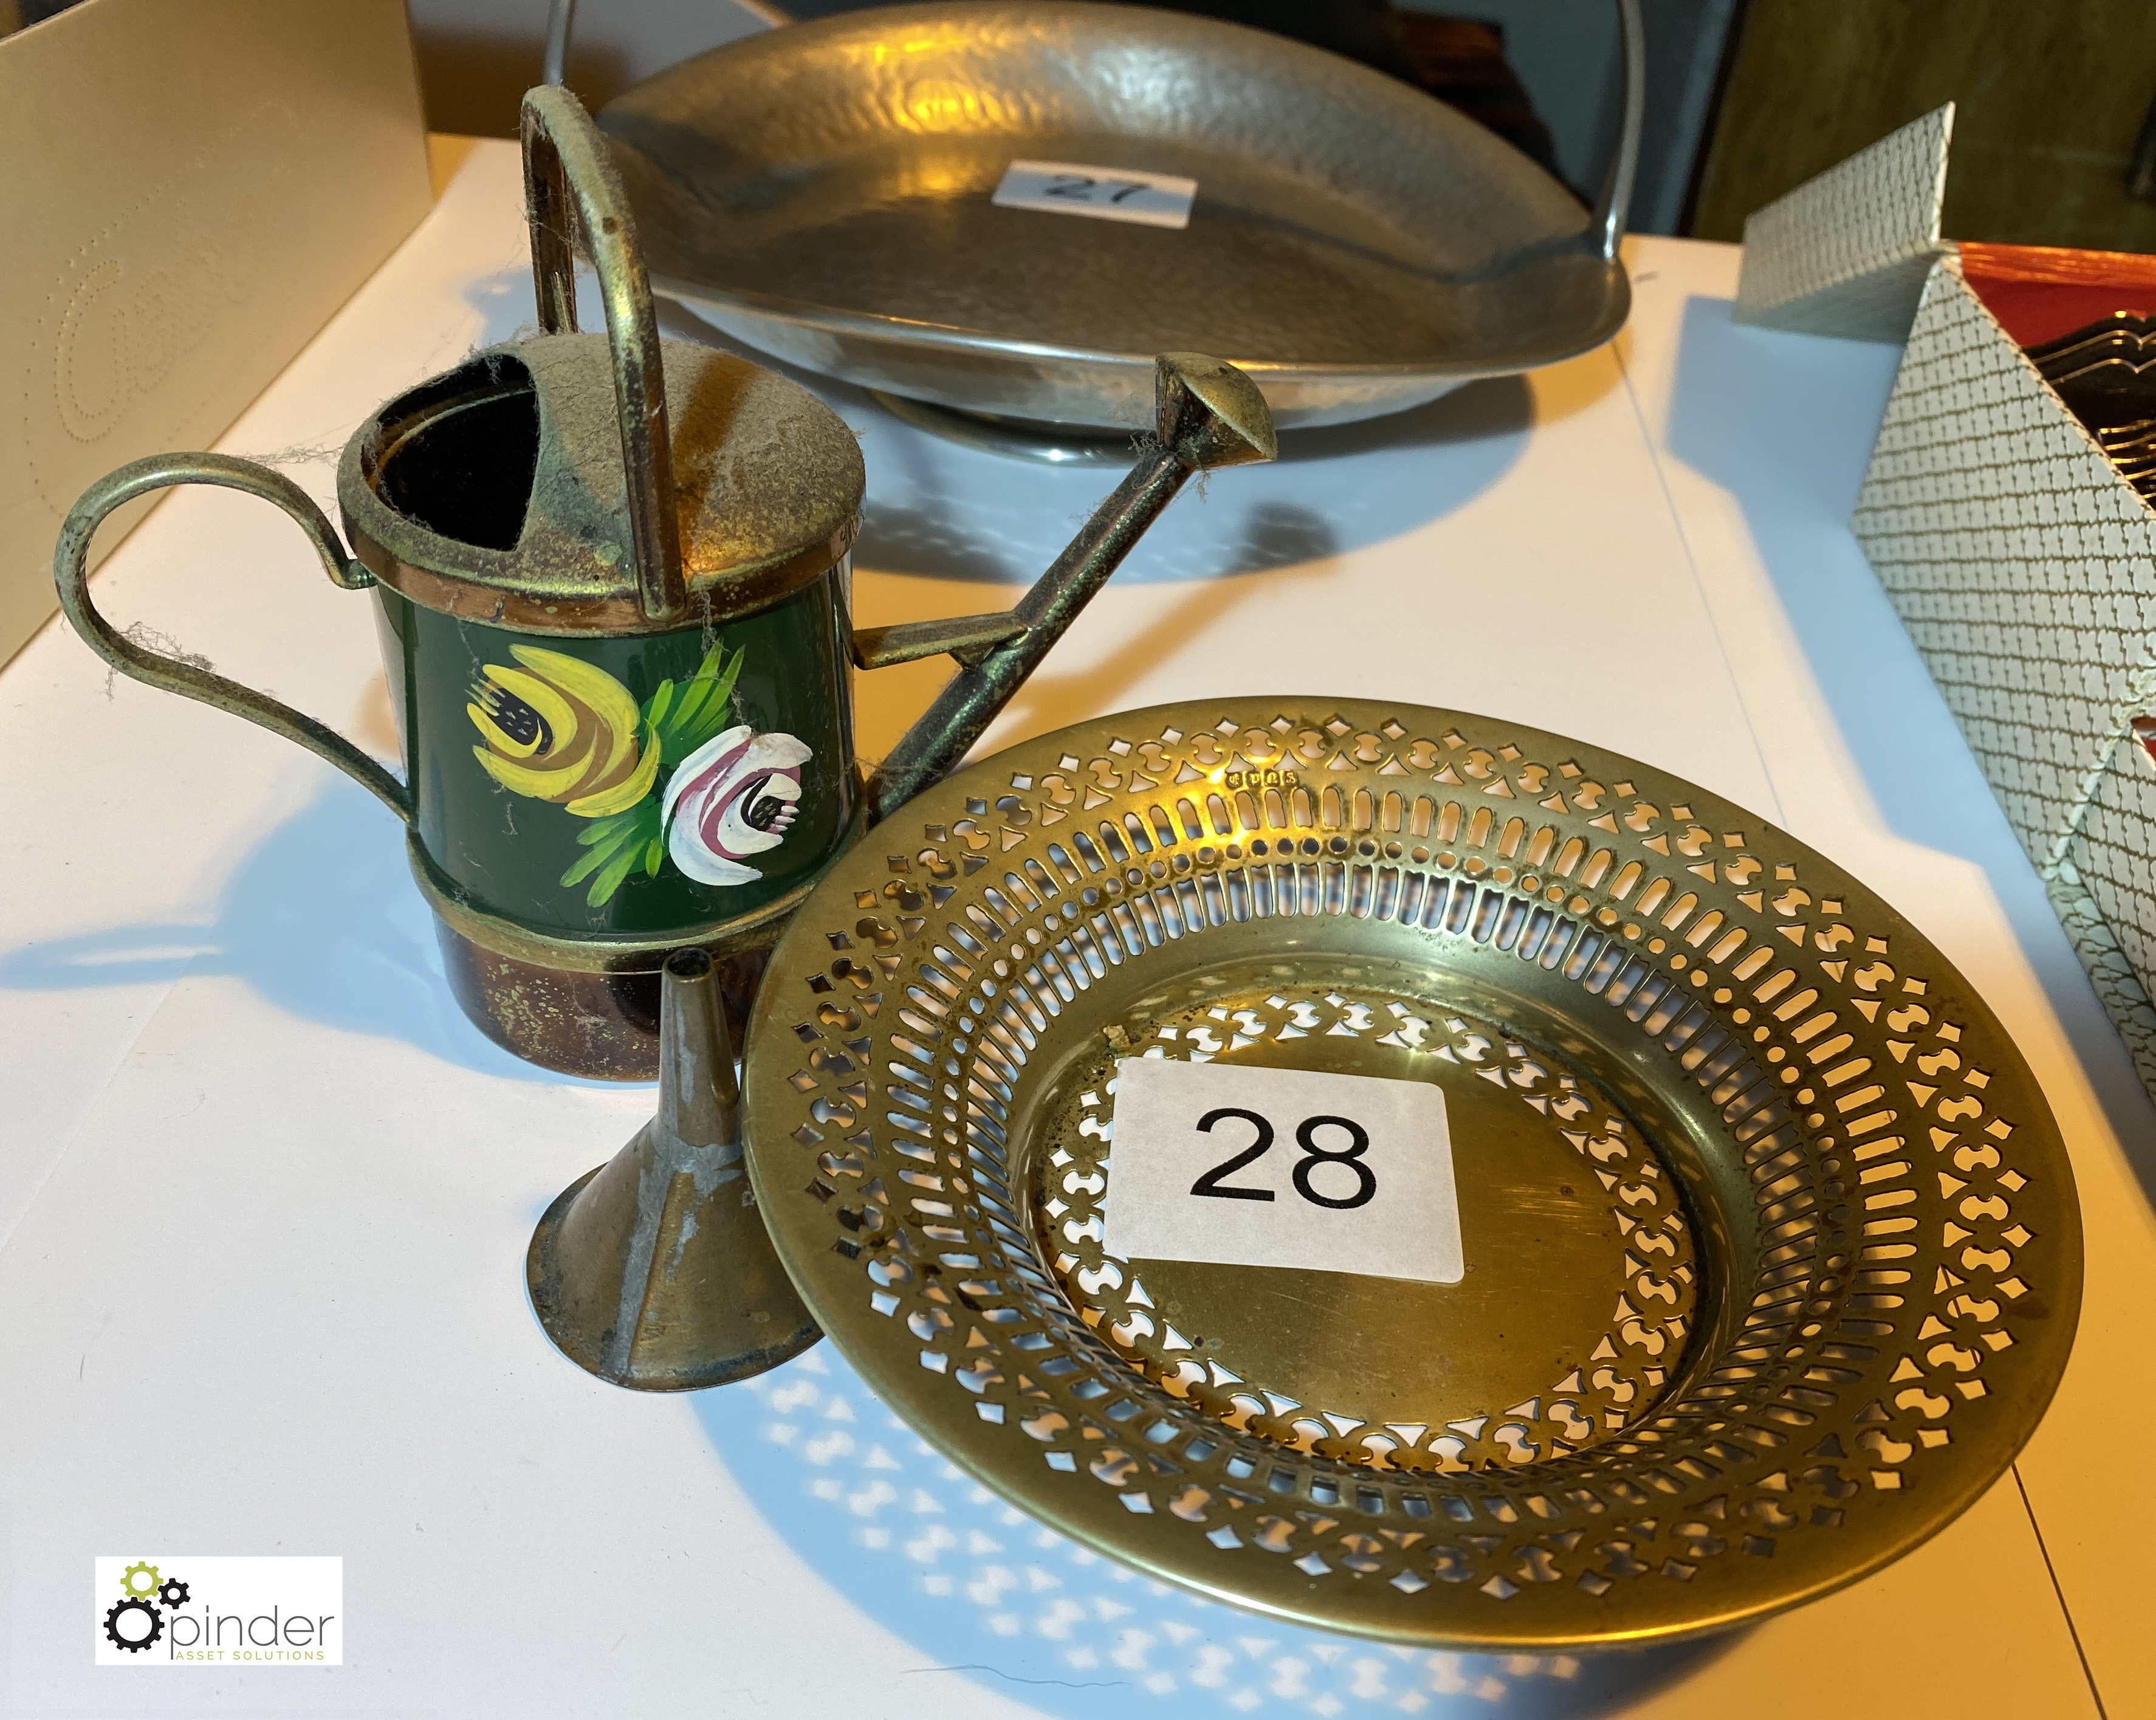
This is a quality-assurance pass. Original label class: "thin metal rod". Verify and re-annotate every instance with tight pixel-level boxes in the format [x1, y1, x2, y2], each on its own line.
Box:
[543, 0, 577, 87]
[1595, 0, 1647, 261]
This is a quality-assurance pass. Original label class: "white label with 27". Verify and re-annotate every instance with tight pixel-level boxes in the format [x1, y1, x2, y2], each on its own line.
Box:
[991, 159, 1198, 229]
[1099, 1058, 1463, 1285]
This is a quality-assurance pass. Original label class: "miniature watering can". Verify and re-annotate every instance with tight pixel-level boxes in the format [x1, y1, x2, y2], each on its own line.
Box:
[53, 88, 1276, 1079]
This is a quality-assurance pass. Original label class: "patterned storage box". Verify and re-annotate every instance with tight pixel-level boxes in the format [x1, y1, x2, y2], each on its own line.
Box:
[1733, 104, 1952, 342]
[1731, 105, 2156, 1096]
[1851, 256, 2156, 1093]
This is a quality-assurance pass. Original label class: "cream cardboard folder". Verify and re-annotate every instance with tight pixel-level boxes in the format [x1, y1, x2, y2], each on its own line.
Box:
[0, 0, 432, 667]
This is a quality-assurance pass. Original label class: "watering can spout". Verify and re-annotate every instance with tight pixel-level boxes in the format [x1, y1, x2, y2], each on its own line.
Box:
[859, 354, 1277, 821]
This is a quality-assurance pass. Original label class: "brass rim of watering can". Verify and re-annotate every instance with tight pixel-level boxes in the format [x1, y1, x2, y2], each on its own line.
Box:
[407, 788, 873, 974]
[740, 698, 2081, 1648]
[341, 470, 862, 639]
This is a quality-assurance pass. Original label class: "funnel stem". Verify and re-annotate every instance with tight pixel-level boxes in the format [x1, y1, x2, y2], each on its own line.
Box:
[656, 949, 741, 1149]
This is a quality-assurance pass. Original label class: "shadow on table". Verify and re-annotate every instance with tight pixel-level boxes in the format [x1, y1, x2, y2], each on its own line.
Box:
[692, 1346, 1740, 1720]
[851, 377, 1536, 590]
[986, 500, 1348, 745]
[0, 774, 561, 1083]
[1659, 295, 1906, 824]
[655, 294, 1542, 589]
[1660, 290, 2156, 1194]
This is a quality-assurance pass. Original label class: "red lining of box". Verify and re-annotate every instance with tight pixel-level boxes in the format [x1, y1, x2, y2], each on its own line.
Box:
[1957, 242, 2156, 348]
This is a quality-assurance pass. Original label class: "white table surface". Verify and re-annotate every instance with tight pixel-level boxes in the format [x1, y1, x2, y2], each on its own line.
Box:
[2, 139, 2149, 1718]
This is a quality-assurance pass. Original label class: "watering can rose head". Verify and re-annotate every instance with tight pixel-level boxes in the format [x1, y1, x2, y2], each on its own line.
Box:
[461, 637, 809, 906]
[661, 728, 812, 886]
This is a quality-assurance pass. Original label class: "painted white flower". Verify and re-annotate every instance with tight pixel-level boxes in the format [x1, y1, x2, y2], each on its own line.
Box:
[661, 724, 812, 886]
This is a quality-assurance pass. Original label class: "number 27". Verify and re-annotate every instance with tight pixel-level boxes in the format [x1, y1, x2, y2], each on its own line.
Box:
[1189, 1107, 1376, 1209]
[1045, 173, 1149, 204]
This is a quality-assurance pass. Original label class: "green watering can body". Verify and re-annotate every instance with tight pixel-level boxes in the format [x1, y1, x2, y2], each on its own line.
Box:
[52, 89, 1276, 1079]
[340, 315, 871, 1075]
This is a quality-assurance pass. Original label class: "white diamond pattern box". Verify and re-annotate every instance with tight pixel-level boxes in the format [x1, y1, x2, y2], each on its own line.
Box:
[1851, 255, 2156, 1095]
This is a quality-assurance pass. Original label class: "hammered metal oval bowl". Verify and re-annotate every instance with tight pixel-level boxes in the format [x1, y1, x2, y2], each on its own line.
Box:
[742, 699, 2081, 1646]
[597, 4, 1630, 431]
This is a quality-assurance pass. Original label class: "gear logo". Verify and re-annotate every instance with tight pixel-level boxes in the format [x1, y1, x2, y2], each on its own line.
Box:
[103, 1597, 162, 1654]
[95, 1553, 340, 1666]
[102, 1559, 185, 1654]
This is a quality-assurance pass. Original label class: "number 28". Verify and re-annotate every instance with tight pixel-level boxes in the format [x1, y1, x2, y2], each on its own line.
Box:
[1189, 1107, 1376, 1209]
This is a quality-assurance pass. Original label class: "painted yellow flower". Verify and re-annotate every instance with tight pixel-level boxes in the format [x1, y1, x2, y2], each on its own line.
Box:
[467, 645, 658, 817]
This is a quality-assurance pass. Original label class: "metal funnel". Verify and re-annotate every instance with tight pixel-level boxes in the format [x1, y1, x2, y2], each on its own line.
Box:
[527, 947, 819, 1388]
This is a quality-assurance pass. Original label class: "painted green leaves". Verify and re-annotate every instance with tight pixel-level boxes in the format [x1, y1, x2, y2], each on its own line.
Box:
[467, 638, 746, 907]
[560, 794, 665, 906]
[555, 640, 745, 906]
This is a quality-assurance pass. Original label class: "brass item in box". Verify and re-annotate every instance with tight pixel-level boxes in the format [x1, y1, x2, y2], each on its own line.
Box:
[740, 698, 2080, 1645]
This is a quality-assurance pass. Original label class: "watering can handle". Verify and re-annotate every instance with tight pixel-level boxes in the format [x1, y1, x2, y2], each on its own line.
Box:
[520, 85, 688, 624]
[52, 453, 413, 825]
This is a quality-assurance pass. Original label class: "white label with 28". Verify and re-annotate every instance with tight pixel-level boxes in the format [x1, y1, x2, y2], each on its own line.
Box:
[1099, 1058, 1464, 1285]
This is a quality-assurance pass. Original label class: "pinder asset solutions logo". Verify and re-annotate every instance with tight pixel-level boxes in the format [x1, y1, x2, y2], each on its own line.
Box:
[95, 1557, 342, 1666]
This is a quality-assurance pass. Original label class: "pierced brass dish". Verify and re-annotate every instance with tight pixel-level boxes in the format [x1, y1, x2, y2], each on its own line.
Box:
[743, 699, 2081, 1646]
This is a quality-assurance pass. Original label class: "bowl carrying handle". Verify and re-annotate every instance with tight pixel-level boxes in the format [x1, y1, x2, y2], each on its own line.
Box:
[52, 452, 413, 824]
[520, 84, 687, 624]
[1594, 0, 1646, 261]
